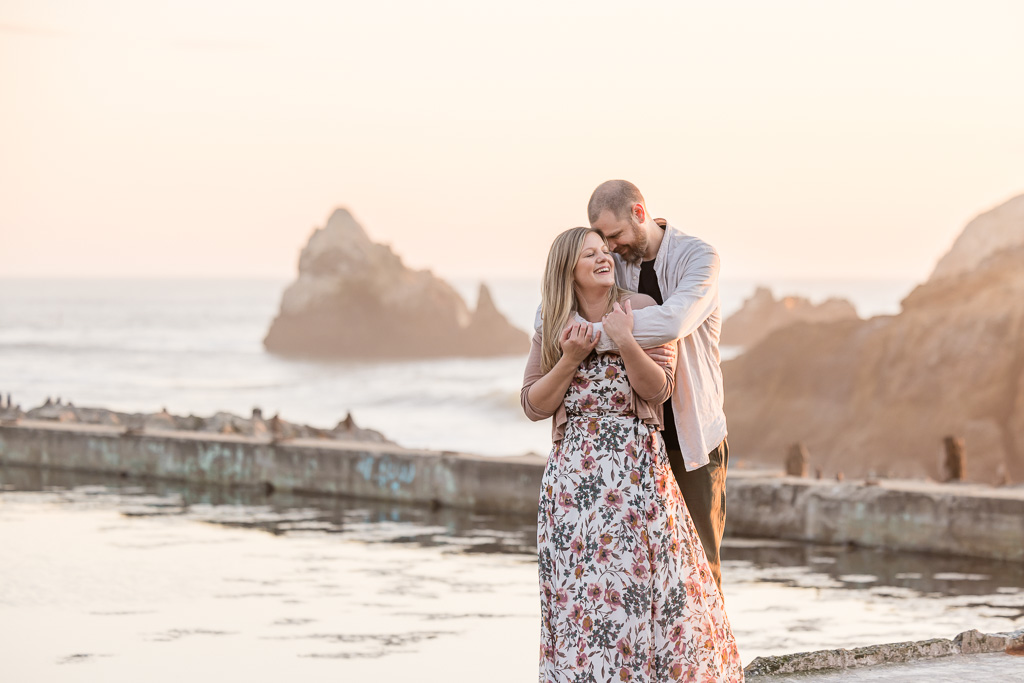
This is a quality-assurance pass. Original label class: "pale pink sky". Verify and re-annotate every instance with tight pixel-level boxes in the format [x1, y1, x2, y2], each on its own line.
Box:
[2, 0, 1023, 282]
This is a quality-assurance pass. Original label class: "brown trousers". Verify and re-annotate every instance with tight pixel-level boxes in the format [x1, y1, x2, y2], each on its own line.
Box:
[665, 438, 729, 592]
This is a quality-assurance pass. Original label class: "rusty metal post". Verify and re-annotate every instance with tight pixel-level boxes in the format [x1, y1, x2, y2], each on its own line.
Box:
[943, 435, 966, 482]
[786, 442, 809, 477]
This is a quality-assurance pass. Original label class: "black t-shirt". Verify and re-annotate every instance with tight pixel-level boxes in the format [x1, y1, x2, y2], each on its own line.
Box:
[637, 259, 680, 453]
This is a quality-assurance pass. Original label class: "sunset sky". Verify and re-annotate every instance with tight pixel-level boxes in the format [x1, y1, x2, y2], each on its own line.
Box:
[2, 0, 1023, 282]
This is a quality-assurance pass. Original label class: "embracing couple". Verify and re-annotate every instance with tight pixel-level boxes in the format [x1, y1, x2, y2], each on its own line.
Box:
[521, 180, 743, 682]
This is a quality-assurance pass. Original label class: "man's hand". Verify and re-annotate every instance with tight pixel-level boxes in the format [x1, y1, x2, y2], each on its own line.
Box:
[559, 322, 600, 365]
[601, 300, 634, 347]
[644, 343, 677, 370]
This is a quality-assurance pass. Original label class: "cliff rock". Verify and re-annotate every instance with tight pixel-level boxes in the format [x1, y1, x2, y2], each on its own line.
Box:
[263, 208, 529, 359]
[724, 197, 1024, 483]
[722, 286, 858, 348]
[931, 193, 1024, 280]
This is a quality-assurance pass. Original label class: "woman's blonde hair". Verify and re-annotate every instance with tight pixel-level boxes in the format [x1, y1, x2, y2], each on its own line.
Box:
[540, 227, 626, 373]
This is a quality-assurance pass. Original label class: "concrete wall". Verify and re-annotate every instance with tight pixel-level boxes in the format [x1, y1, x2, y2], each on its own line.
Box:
[0, 420, 544, 515]
[725, 474, 1024, 562]
[2, 420, 1022, 561]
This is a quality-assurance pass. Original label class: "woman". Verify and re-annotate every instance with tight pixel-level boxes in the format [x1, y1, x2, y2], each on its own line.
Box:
[522, 227, 743, 682]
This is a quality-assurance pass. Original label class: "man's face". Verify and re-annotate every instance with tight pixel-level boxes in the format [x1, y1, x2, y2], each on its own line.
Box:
[592, 208, 647, 265]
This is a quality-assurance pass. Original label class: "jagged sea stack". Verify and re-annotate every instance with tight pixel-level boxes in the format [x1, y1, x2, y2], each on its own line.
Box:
[263, 208, 529, 359]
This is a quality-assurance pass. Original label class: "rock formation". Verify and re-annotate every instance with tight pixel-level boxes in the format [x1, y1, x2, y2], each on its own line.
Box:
[721, 286, 858, 348]
[10, 400, 389, 443]
[931, 192, 1024, 280]
[263, 208, 529, 359]
[724, 193, 1024, 483]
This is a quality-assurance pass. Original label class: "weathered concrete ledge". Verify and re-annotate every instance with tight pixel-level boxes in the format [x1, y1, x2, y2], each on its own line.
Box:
[744, 626, 1024, 678]
[2, 420, 1023, 560]
[725, 474, 1024, 562]
[0, 420, 543, 515]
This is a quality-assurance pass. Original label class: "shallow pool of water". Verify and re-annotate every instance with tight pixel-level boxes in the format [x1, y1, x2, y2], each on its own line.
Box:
[1, 467, 1021, 681]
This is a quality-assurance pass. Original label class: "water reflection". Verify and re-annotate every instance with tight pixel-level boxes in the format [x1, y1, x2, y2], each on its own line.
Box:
[3, 465, 1021, 596]
[0, 465, 539, 551]
[1, 464, 1022, 677]
[721, 538, 1024, 601]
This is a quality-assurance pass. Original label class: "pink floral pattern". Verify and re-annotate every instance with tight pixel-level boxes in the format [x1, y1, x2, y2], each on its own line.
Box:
[538, 353, 744, 682]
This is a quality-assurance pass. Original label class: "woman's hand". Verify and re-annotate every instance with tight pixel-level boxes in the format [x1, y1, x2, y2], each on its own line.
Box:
[523, 323, 600, 419]
[559, 321, 600, 365]
[602, 299, 634, 347]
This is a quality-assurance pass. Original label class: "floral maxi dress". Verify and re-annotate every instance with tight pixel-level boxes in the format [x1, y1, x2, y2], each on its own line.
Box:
[537, 352, 744, 682]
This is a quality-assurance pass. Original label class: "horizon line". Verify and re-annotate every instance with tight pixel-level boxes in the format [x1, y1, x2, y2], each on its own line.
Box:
[0, 274, 925, 283]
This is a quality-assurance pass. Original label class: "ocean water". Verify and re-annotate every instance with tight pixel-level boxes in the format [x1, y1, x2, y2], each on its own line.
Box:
[0, 276, 915, 456]
[1, 469, 1021, 681]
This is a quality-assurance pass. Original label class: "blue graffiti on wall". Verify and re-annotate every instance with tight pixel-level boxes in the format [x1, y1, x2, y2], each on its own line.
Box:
[355, 455, 417, 494]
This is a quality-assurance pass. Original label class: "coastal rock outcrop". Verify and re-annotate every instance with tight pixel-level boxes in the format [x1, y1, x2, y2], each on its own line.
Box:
[721, 287, 858, 348]
[724, 194, 1024, 483]
[9, 400, 389, 443]
[263, 208, 529, 359]
[931, 192, 1024, 280]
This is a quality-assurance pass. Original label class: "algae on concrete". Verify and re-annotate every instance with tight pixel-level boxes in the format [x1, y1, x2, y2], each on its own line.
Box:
[744, 627, 1024, 678]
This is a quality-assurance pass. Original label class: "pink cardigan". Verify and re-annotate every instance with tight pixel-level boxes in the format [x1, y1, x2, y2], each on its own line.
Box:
[520, 313, 677, 445]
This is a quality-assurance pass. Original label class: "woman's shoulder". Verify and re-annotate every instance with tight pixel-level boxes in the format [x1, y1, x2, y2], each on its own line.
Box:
[619, 291, 657, 310]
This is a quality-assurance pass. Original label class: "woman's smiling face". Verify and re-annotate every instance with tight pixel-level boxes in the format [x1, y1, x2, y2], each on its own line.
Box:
[572, 231, 615, 291]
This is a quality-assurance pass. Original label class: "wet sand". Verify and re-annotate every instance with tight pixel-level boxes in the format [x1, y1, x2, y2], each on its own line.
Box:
[1, 467, 1021, 681]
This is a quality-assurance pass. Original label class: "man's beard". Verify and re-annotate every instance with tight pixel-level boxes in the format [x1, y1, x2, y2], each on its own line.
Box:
[619, 225, 649, 264]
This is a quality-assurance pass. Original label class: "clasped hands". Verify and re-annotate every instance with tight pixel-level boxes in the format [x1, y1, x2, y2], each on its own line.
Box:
[558, 299, 676, 369]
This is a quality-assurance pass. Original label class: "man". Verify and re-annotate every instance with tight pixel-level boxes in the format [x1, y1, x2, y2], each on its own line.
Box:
[586, 179, 729, 591]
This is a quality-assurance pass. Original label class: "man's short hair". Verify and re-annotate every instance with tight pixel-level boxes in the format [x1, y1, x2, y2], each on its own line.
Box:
[587, 180, 645, 226]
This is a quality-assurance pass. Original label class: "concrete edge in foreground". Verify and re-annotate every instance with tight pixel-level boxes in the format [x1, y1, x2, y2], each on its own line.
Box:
[743, 627, 1024, 678]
